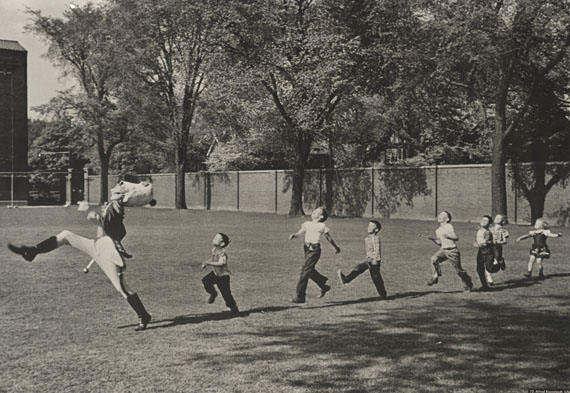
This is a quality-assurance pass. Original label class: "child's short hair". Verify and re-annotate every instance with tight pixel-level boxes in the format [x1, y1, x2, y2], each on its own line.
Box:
[218, 233, 231, 247]
[369, 219, 382, 232]
[534, 218, 544, 230]
[482, 215, 493, 224]
[443, 210, 452, 222]
[317, 207, 328, 222]
[494, 214, 506, 225]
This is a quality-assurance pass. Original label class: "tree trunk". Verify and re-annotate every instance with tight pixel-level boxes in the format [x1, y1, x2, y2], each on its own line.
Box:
[491, 60, 513, 217]
[325, 141, 334, 213]
[289, 161, 306, 216]
[528, 191, 546, 225]
[99, 154, 109, 205]
[175, 148, 188, 209]
[491, 130, 507, 217]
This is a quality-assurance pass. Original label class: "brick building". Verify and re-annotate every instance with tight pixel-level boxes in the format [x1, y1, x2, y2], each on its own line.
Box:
[0, 39, 28, 204]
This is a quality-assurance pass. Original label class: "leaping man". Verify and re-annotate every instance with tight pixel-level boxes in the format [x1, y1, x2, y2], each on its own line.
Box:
[7, 180, 156, 331]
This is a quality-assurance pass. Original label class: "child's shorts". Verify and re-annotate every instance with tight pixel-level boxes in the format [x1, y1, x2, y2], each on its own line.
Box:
[530, 246, 550, 259]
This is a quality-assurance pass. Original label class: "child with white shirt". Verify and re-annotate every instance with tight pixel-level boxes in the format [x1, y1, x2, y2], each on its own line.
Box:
[337, 220, 387, 299]
[474, 215, 496, 291]
[426, 211, 473, 292]
[485, 214, 510, 285]
[289, 207, 341, 303]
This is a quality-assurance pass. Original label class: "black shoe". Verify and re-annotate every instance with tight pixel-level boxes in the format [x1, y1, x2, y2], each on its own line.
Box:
[427, 277, 438, 286]
[318, 284, 331, 298]
[135, 314, 151, 331]
[524, 272, 532, 279]
[119, 250, 133, 259]
[538, 272, 545, 281]
[479, 286, 490, 292]
[8, 243, 37, 262]
[500, 261, 506, 270]
[207, 293, 217, 304]
[230, 306, 239, 313]
[290, 298, 305, 304]
[337, 270, 347, 285]
[488, 282, 495, 286]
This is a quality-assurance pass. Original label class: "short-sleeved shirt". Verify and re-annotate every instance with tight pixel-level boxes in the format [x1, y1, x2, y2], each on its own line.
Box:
[365, 234, 381, 262]
[209, 247, 230, 277]
[476, 228, 493, 247]
[299, 221, 329, 244]
[491, 225, 509, 245]
[435, 223, 457, 249]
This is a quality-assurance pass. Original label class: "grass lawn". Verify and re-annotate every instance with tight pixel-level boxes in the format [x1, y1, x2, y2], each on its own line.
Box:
[1, 207, 569, 393]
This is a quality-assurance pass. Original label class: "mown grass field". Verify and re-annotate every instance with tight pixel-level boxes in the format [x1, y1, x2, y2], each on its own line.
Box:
[1, 207, 569, 393]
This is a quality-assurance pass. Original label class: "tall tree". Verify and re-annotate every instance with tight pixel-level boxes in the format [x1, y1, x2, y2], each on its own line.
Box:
[423, 0, 570, 216]
[27, 4, 135, 203]
[508, 78, 570, 223]
[111, 0, 222, 209]
[222, 0, 360, 215]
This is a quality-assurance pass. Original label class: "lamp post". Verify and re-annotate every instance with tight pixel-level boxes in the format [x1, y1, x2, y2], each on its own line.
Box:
[1, 69, 15, 208]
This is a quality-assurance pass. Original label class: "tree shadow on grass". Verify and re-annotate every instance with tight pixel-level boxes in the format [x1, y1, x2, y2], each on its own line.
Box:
[204, 298, 570, 392]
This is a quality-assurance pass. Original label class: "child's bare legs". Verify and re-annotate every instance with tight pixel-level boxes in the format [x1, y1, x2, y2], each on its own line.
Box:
[535, 258, 545, 279]
[525, 255, 537, 278]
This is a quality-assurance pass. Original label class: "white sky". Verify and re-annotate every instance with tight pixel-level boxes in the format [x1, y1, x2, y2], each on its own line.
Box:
[0, 0, 99, 118]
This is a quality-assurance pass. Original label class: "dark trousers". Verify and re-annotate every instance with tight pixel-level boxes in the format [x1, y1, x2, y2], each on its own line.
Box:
[345, 261, 387, 297]
[295, 245, 328, 301]
[476, 247, 494, 288]
[202, 272, 237, 309]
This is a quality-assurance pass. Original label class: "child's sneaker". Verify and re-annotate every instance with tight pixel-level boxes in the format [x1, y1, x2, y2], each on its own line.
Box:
[523, 272, 532, 279]
[318, 284, 331, 298]
[427, 277, 438, 286]
[207, 293, 217, 304]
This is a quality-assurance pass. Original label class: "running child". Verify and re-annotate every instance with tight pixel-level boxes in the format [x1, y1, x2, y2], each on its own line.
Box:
[516, 218, 563, 280]
[485, 214, 509, 285]
[337, 219, 387, 299]
[473, 215, 496, 291]
[289, 207, 341, 304]
[426, 211, 473, 291]
[201, 233, 239, 313]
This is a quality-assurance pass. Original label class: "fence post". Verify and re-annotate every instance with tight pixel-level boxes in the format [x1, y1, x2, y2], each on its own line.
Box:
[83, 168, 89, 204]
[434, 164, 438, 217]
[371, 167, 375, 217]
[237, 171, 240, 210]
[275, 170, 278, 213]
[9, 172, 14, 207]
[65, 168, 72, 207]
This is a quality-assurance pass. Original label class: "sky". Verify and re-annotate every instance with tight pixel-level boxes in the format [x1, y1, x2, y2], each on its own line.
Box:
[0, 0, 98, 118]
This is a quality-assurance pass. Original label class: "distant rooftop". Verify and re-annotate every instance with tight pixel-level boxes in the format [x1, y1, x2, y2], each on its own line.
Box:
[0, 40, 27, 52]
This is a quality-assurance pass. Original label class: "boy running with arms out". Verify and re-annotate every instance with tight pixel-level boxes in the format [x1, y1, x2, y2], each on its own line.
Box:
[289, 207, 341, 304]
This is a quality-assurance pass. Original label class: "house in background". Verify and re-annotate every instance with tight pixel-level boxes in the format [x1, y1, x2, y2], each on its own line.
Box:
[0, 39, 28, 205]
